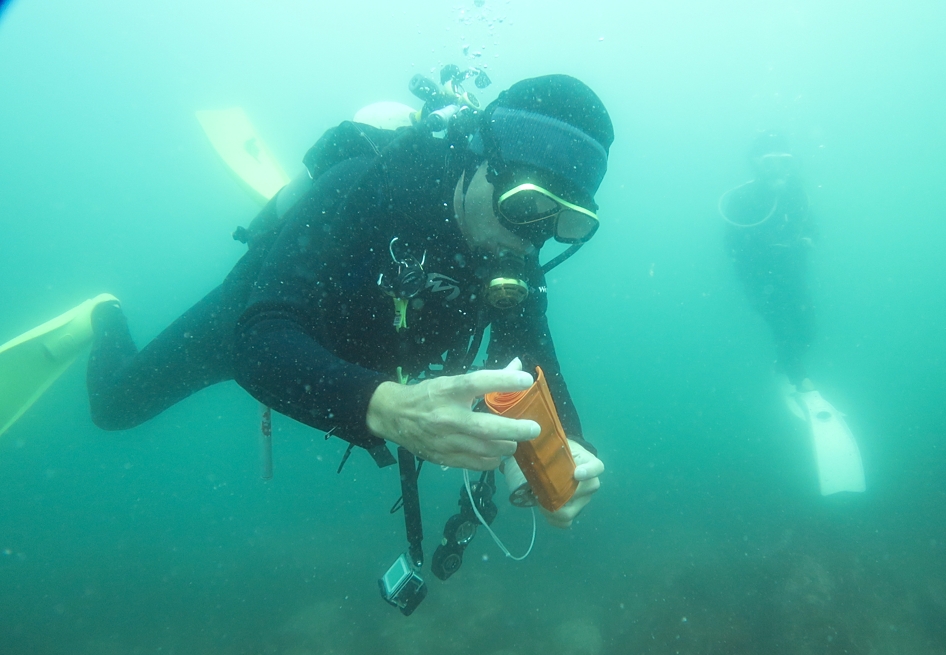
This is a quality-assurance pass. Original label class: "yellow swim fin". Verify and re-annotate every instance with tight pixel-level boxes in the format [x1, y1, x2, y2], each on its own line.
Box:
[0, 294, 118, 437]
[196, 108, 291, 205]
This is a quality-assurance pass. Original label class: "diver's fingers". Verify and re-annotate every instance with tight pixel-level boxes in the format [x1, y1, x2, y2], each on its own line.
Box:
[428, 452, 502, 471]
[572, 475, 601, 499]
[569, 441, 605, 481]
[458, 411, 539, 442]
[454, 455, 502, 471]
[539, 441, 604, 529]
[434, 431, 518, 459]
[416, 401, 538, 443]
[400, 427, 513, 467]
[574, 458, 604, 481]
[438, 368, 534, 401]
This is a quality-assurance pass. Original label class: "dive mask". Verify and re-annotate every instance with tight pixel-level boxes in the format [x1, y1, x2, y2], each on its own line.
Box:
[757, 152, 795, 177]
[496, 182, 599, 244]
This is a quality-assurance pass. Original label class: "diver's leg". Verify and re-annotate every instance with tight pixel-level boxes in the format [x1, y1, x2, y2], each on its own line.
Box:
[773, 301, 814, 386]
[86, 245, 265, 430]
[768, 255, 815, 386]
[774, 337, 810, 386]
[87, 284, 242, 430]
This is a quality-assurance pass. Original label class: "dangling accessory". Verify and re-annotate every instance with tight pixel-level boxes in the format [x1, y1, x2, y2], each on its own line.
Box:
[718, 180, 811, 229]
[378, 237, 427, 331]
[431, 470, 498, 580]
[718, 181, 778, 228]
[259, 404, 273, 480]
[379, 446, 428, 616]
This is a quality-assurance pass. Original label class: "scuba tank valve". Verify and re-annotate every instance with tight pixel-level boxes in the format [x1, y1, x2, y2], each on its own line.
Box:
[409, 65, 491, 137]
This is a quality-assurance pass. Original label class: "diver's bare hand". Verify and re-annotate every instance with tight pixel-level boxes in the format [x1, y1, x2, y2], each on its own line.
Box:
[502, 440, 604, 529]
[366, 361, 540, 470]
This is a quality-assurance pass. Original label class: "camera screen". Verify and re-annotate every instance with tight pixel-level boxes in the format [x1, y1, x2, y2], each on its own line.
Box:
[381, 555, 411, 594]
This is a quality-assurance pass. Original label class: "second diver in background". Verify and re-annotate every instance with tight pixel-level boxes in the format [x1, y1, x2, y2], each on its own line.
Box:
[720, 130, 866, 495]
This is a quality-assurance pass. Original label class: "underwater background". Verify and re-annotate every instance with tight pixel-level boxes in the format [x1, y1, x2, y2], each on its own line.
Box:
[2, 0, 945, 653]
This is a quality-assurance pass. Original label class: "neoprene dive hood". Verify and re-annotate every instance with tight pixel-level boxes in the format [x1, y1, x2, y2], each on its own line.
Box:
[409, 68, 614, 309]
[474, 76, 613, 307]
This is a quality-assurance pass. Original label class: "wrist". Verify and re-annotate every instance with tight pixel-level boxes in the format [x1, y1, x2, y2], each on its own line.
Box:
[366, 381, 402, 443]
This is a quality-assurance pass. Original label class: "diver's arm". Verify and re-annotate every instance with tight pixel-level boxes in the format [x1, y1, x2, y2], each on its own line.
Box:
[235, 288, 541, 470]
[233, 158, 396, 449]
[234, 308, 392, 443]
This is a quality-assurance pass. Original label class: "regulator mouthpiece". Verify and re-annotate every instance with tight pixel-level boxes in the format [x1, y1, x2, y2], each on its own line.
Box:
[485, 278, 529, 309]
[485, 250, 529, 309]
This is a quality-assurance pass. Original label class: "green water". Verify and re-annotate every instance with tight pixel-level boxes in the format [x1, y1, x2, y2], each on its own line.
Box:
[1, 0, 945, 653]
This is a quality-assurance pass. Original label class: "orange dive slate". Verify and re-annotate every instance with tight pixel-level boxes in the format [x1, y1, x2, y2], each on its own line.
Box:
[484, 367, 578, 512]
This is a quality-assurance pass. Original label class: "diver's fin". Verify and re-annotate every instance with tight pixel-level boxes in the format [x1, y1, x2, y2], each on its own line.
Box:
[0, 294, 118, 437]
[796, 390, 866, 495]
[195, 108, 291, 205]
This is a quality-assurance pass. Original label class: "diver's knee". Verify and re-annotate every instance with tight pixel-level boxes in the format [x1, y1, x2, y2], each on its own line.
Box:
[89, 402, 139, 432]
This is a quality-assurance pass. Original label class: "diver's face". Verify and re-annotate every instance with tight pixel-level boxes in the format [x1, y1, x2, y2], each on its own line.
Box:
[755, 152, 796, 190]
[453, 162, 536, 257]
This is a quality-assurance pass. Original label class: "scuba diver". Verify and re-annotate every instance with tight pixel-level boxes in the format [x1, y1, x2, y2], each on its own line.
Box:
[719, 130, 865, 496]
[70, 71, 611, 610]
[720, 130, 815, 388]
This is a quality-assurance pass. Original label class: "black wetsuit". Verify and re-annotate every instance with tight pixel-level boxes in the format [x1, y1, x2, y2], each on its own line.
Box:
[722, 178, 815, 385]
[88, 127, 588, 465]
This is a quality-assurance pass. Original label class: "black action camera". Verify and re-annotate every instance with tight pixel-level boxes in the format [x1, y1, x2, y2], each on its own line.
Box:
[379, 554, 427, 616]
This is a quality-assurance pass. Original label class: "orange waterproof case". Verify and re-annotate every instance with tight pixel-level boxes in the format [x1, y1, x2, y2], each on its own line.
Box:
[484, 367, 578, 512]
